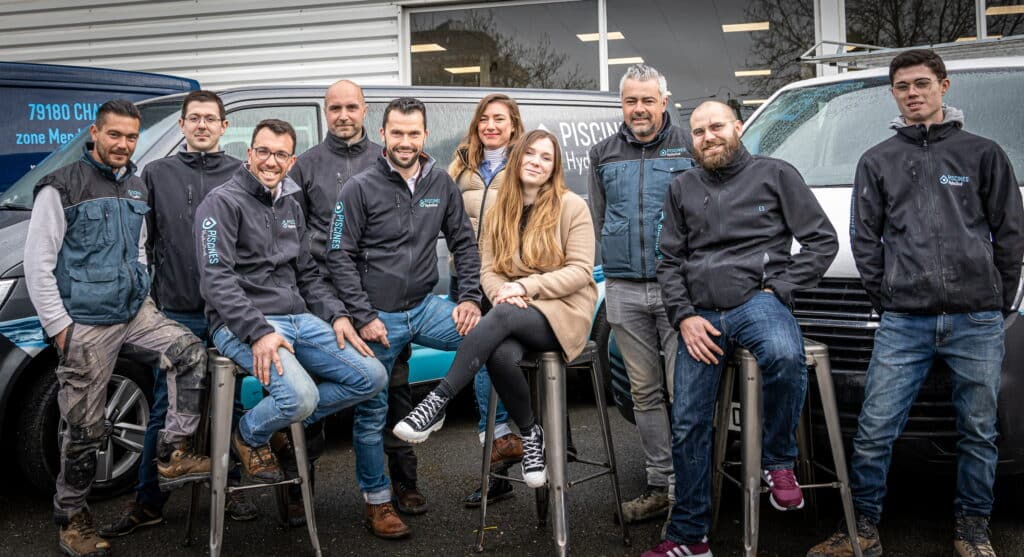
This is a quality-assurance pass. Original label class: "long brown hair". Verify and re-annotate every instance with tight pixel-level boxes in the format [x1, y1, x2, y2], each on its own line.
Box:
[448, 94, 525, 178]
[484, 129, 567, 275]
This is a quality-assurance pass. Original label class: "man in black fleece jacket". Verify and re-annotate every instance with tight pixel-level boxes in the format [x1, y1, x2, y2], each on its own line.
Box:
[809, 50, 1023, 557]
[646, 100, 837, 557]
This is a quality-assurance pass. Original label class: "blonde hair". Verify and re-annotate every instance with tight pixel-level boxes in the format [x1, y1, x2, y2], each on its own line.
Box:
[448, 94, 525, 178]
[484, 129, 567, 275]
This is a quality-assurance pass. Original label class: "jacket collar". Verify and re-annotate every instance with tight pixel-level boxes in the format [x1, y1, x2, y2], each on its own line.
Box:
[82, 142, 136, 183]
[891, 105, 964, 144]
[619, 111, 674, 147]
[236, 163, 300, 206]
[699, 144, 752, 184]
[176, 147, 233, 170]
[325, 130, 370, 156]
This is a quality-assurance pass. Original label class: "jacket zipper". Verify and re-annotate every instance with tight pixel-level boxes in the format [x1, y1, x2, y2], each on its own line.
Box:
[638, 146, 648, 278]
[923, 134, 948, 311]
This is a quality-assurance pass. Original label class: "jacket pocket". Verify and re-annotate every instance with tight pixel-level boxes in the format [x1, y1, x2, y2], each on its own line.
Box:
[650, 159, 687, 174]
[75, 202, 110, 247]
[68, 266, 121, 320]
[600, 219, 631, 273]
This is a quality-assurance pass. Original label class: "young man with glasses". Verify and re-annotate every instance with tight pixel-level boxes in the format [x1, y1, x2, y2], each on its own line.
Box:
[644, 99, 837, 557]
[100, 90, 260, 538]
[194, 119, 387, 505]
[808, 49, 1023, 557]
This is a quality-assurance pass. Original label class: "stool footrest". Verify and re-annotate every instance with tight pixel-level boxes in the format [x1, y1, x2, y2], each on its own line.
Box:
[566, 469, 613, 487]
[227, 478, 302, 493]
[800, 481, 845, 490]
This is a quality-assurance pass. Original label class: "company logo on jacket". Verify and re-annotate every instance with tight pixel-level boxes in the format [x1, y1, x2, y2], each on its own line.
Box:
[939, 174, 971, 187]
[330, 202, 345, 250]
[419, 198, 441, 208]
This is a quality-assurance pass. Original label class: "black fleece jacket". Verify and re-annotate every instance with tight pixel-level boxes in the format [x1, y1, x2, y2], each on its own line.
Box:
[656, 146, 838, 328]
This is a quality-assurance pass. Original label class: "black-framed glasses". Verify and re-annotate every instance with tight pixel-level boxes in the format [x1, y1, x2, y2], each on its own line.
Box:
[692, 120, 736, 138]
[253, 147, 292, 164]
[184, 114, 223, 125]
[892, 78, 935, 92]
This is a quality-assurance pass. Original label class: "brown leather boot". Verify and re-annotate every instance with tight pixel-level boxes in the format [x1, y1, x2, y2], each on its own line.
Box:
[490, 433, 524, 470]
[59, 510, 111, 557]
[393, 482, 428, 515]
[157, 442, 211, 490]
[365, 502, 411, 539]
[232, 429, 283, 484]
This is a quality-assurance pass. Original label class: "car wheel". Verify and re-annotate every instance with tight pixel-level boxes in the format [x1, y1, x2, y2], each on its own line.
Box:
[15, 360, 153, 497]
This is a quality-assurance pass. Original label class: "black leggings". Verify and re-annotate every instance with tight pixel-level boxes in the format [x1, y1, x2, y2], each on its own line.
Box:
[436, 303, 560, 429]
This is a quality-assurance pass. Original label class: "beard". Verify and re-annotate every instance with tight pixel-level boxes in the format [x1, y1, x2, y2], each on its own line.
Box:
[694, 135, 740, 171]
[96, 142, 131, 169]
[386, 145, 420, 169]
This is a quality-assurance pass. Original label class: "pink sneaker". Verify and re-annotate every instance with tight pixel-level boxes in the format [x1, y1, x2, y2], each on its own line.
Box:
[641, 537, 712, 557]
[762, 468, 805, 510]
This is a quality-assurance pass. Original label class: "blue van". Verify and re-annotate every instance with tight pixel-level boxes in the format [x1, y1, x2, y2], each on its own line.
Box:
[0, 62, 198, 192]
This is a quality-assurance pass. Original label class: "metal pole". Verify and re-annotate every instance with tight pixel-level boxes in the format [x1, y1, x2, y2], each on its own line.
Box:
[977, 0, 988, 40]
[598, 0, 609, 92]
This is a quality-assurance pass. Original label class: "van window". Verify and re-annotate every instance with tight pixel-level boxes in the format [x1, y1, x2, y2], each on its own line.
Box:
[0, 99, 181, 210]
[219, 105, 321, 161]
[742, 69, 1024, 187]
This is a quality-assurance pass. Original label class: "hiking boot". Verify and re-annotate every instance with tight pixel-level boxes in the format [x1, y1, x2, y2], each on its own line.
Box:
[641, 537, 712, 557]
[807, 515, 883, 557]
[620, 485, 670, 524]
[59, 510, 110, 557]
[763, 468, 804, 511]
[157, 443, 211, 491]
[954, 514, 996, 557]
[226, 483, 259, 522]
[365, 502, 411, 539]
[393, 482, 428, 515]
[463, 476, 515, 508]
[98, 502, 164, 537]
[490, 433, 524, 470]
[393, 391, 448, 443]
[232, 429, 284, 484]
[270, 431, 298, 479]
[521, 423, 546, 488]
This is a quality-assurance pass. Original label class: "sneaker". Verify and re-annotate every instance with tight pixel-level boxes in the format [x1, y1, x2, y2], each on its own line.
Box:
[463, 476, 515, 508]
[98, 502, 164, 537]
[520, 423, 546, 488]
[620, 485, 670, 524]
[954, 514, 996, 557]
[490, 433, 524, 470]
[763, 468, 804, 510]
[226, 484, 259, 522]
[231, 429, 284, 484]
[393, 391, 448, 443]
[641, 537, 712, 557]
[365, 502, 411, 539]
[157, 443, 211, 491]
[393, 482, 428, 515]
[806, 515, 883, 557]
[59, 510, 110, 557]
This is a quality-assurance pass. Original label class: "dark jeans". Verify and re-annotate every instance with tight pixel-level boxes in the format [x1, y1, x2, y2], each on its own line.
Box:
[666, 292, 807, 544]
[850, 311, 1004, 522]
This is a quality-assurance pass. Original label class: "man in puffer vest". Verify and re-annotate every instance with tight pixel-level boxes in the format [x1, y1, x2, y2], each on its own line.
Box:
[24, 100, 210, 557]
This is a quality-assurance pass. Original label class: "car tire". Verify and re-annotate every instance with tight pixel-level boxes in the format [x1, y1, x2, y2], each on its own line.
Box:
[15, 359, 154, 497]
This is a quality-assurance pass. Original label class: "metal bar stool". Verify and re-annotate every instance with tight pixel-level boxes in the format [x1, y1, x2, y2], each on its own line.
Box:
[474, 340, 630, 556]
[710, 339, 862, 557]
[204, 348, 323, 557]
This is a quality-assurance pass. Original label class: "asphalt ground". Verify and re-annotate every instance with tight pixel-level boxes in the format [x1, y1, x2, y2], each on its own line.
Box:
[1, 389, 1023, 556]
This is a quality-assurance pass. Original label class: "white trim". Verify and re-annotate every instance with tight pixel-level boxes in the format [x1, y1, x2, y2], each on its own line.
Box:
[399, 4, 412, 85]
[598, 0, 609, 91]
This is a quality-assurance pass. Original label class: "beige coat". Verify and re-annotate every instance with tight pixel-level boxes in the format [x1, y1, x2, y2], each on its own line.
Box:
[453, 154, 508, 238]
[480, 191, 597, 361]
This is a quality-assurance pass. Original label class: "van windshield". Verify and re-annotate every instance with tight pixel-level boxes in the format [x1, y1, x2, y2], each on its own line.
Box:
[741, 68, 1024, 187]
[0, 100, 181, 209]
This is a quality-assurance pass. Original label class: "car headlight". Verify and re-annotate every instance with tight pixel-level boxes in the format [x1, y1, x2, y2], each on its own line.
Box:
[0, 278, 15, 307]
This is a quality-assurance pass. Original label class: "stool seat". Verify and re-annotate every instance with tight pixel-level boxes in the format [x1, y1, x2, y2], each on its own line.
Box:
[475, 340, 630, 555]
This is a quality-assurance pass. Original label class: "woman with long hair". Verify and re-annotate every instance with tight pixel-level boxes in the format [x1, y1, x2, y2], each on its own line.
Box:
[395, 129, 597, 487]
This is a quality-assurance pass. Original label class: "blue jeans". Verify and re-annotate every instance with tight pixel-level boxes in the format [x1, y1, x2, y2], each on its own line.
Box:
[212, 313, 387, 447]
[136, 310, 209, 509]
[356, 295, 479, 503]
[850, 311, 1004, 522]
[667, 292, 807, 544]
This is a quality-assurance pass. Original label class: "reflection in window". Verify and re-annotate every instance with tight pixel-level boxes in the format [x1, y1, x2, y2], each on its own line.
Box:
[219, 105, 321, 160]
[986, 1, 1024, 38]
[410, 2, 598, 89]
[846, 0, 977, 48]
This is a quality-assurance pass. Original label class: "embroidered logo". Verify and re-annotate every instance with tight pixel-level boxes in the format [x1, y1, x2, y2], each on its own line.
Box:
[419, 198, 441, 208]
[939, 174, 970, 187]
[127, 189, 143, 199]
[281, 218, 297, 229]
[659, 147, 686, 157]
[329, 202, 345, 250]
[202, 217, 218, 230]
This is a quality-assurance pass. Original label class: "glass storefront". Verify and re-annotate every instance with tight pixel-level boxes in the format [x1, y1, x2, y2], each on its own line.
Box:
[846, 0, 978, 47]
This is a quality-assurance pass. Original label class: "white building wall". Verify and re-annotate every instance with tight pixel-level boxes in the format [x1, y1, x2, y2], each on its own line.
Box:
[0, 0, 404, 89]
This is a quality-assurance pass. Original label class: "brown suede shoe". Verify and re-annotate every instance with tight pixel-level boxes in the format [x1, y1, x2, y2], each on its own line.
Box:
[232, 429, 284, 484]
[157, 444, 211, 491]
[491, 433, 524, 470]
[365, 502, 411, 539]
[393, 482, 428, 515]
[59, 510, 110, 557]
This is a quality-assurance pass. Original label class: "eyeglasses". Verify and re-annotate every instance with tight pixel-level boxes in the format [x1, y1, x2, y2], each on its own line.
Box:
[252, 147, 293, 164]
[892, 78, 935, 92]
[184, 114, 223, 125]
[691, 120, 736, 138]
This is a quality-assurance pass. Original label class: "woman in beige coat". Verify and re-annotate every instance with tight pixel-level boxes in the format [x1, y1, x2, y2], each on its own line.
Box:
[395, 129, 597, 488]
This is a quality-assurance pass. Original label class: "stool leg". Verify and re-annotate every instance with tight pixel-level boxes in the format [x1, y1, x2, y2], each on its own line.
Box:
[184, 384, 210, 546]
[531, 371, 549, 527]
[590, 360, 630, 547]
[540, 354, 569, 557]
[208, 361, 236, 557]
[291, 422, 322, 557]
[812, 353, 864, 557]
[796, 394, 818, 521]
[711, 364, 736, 535]
[475, 387, 500, 553]
[739, 357, 761, 557]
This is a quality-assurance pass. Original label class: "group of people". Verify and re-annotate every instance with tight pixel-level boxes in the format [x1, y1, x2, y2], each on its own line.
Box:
[24, 48, 1020, 557]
